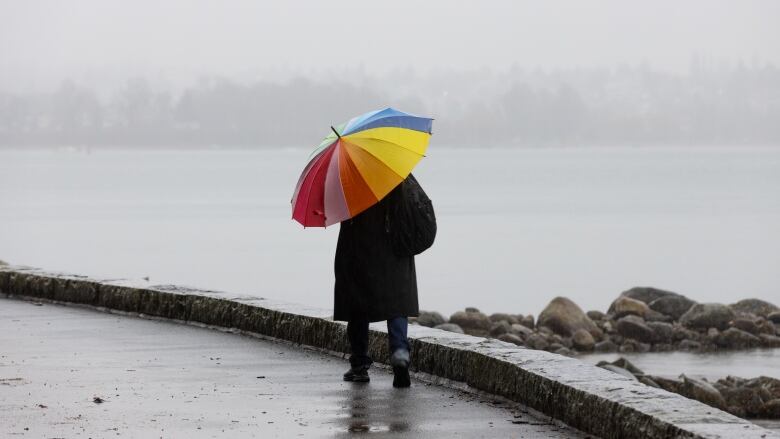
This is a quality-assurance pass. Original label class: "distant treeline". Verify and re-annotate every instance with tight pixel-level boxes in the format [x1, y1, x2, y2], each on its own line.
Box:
[1, 63, 779, 147]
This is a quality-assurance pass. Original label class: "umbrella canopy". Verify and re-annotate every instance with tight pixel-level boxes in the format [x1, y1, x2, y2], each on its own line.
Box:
[292, 108, 433, 227]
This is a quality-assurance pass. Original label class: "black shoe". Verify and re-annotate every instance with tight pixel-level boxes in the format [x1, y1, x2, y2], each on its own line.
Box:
[343, 366, 370, 382]
[390, 349, 411, 388]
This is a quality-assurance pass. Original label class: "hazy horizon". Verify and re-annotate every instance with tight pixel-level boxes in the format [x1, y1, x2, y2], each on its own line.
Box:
[2, 0, 779, 94]
[3, 1, 779, 148]
[3, 62, 779, 148]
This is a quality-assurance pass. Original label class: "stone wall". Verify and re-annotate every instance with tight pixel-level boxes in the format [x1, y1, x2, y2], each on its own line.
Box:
[1, 265, 776, 439]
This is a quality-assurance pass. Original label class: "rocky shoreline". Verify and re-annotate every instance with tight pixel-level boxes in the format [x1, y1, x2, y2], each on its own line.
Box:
[411, 287, 780, 355]
[595, 357, 780, 419]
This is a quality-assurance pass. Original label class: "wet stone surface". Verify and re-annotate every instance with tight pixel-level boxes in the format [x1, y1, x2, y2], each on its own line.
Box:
[1, 266, 776, 439]
[0, 298, 588, 438]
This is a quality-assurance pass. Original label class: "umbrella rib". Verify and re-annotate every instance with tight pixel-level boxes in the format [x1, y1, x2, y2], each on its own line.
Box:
[324, 143, 350, 226]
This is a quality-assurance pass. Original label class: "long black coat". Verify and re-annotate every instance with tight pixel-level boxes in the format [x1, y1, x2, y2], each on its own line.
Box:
[333, 180, 419, 322]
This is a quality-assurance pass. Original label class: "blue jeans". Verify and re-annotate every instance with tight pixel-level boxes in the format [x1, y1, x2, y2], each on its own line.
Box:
[347, 317, 409, 368]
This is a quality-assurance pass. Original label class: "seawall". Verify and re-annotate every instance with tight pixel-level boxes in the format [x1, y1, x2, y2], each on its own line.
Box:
[1, 265, 776, 439]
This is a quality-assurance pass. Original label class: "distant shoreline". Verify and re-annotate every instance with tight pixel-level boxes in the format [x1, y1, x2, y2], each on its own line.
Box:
[2, 143, 780, 151]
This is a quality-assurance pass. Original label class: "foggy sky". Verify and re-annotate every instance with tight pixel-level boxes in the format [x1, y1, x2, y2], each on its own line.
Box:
[2, 0, 779, 93]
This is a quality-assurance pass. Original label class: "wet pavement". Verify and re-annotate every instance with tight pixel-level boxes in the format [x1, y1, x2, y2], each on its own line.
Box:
[0, 298, 590, 438]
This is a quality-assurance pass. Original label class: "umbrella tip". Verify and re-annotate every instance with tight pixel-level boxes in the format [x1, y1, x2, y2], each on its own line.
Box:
[330, 126, 341, 138]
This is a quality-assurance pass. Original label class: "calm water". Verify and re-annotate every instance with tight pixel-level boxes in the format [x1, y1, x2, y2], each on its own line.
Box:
[582, 349, 780, 380]
[2, 147, 778, 316]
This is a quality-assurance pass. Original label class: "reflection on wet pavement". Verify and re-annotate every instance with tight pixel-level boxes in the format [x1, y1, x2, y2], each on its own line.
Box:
[1, 298, 588, 438]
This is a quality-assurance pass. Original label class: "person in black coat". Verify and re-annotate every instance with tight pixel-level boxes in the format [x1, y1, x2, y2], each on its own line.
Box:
[334, 177, 419, 388]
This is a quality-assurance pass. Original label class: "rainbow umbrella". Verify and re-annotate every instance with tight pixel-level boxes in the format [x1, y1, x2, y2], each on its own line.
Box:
[292, 108, 433, 227]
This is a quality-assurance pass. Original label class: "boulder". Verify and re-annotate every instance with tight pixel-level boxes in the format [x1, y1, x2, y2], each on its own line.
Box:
[586, 310, 605, 321]
[644, 309, 672, 322]
[524, 333, 549, 350]
[716, 375, 745, 388]
[449, 310, 491, 331]
[647, 294, 696, 321]
[761, 388, 775, 403]
[678, 339, 702, 351]
[719, 387, 765, 416]
[489, 313, 519, 324]
[537, 297, 602, 338]
[416, 311, 446, 328]
[616, 315, 655, 343]
[537, 325, 553, 336]
[548, 342, 564, 351]
[636, 341, 652, 353]
[462, 327, 489, 337]
[434, 323, 464, 334]
[650, 375, 682, 393]
[611, 357, 644, 375]
[554, 347, 575, 357]
[756, 318, 776, 335]
[745, 376, 780, 398]
[571, 328, 595, 351]
[518, 314, 535, 330]
[759, 334, 780, 348]
[611, 296, 650, 318]
[730, 299, 779, 318]
[717, 327, 761, 349]
[640, 376, 660, 388]
[465, 306, 481, 313]
[646, 321, 674, 344]
[619, 339, 651, 353]
[767, 311, 780, 324]
[497, 333, 524, 346]
[596, 362, 637, 380]
[598, 320, 615, 334]
[489, 320, 511, 337]
[0, 259, 7, 266]
[726, 405, 747, 418]
[672, 324, 699, 342]
[609, 287, 681, 313]
[762, 399, 780, 418]
[679, 375, 727, 410]
[548, 333, 565, 345]
[731, 317, 760, 335]
[510, 323, 533, 338]
[593, 339, 618, 353]
[680, 303, 736, 330]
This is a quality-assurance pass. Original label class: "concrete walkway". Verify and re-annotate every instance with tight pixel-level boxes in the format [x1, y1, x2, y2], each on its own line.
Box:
[0, 298, 590, 438]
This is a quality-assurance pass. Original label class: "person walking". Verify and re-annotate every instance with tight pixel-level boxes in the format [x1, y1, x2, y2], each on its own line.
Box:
[334, 174, 434, 388]
[290, 108, 436, 388]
